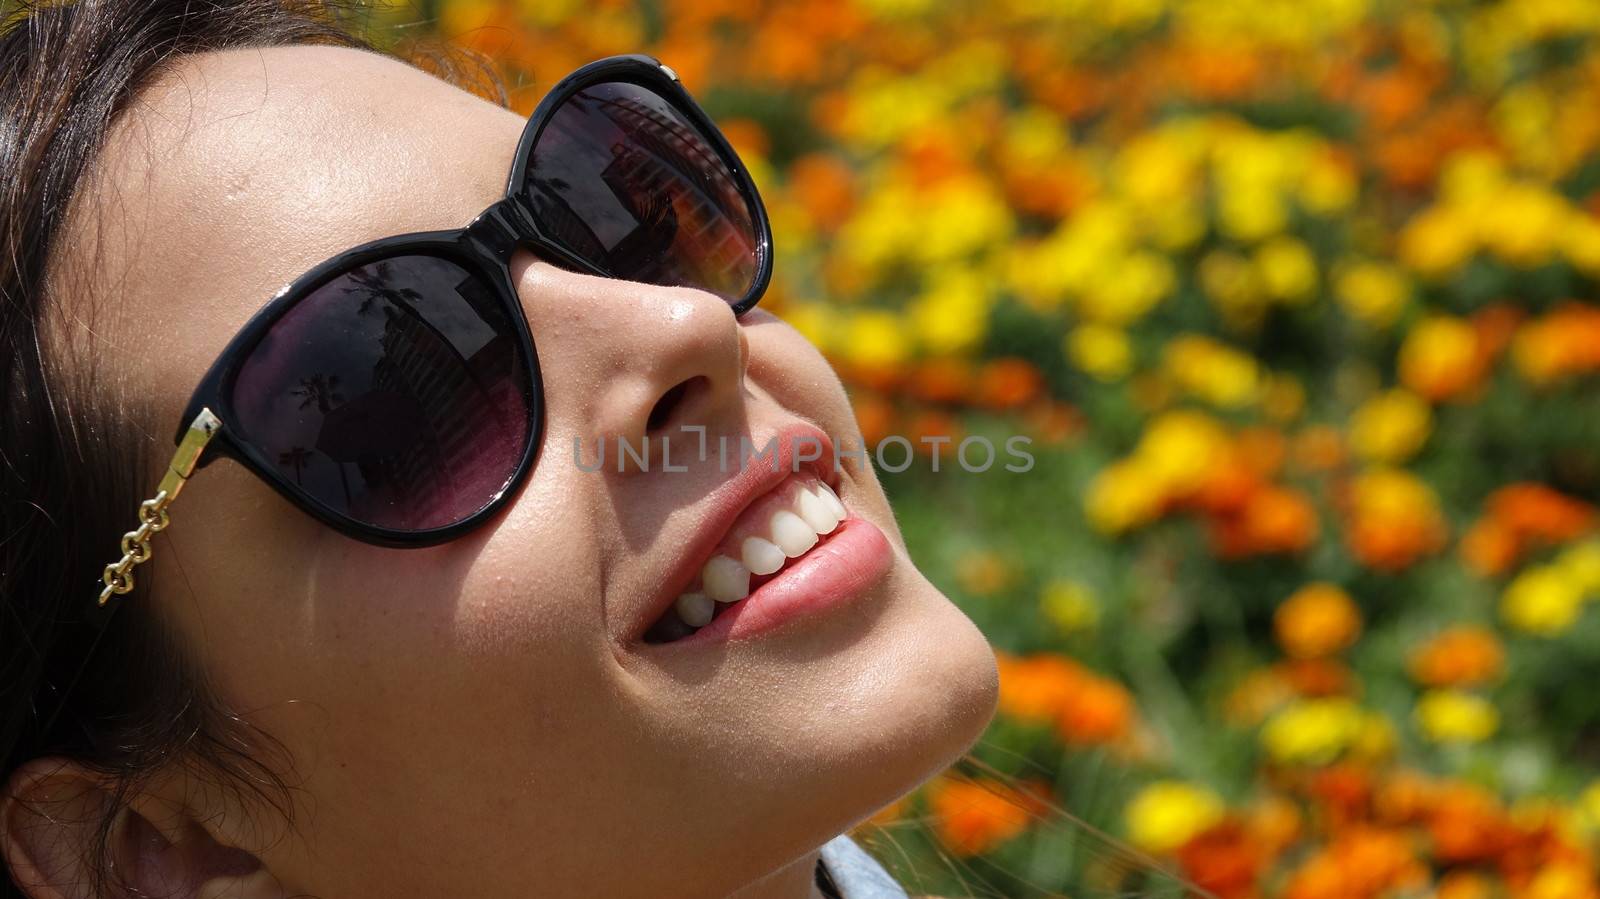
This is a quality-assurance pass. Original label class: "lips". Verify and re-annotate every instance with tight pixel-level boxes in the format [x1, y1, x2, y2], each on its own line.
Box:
[644, 474, 848, 641]
[625, 424, 893, 646]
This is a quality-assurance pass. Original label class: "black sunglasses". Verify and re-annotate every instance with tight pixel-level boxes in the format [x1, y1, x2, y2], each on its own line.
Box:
[94, 53, 772, 610]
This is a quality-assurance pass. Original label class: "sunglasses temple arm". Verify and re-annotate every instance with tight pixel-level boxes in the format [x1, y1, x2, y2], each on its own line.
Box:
[96, 407, 222, 607]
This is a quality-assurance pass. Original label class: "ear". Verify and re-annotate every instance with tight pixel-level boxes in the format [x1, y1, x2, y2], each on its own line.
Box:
[2, 756, 280, 899]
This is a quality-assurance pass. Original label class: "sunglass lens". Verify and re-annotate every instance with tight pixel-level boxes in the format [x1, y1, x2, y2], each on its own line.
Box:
[525, 81, 760, 304]
[229, 255, 532, 532]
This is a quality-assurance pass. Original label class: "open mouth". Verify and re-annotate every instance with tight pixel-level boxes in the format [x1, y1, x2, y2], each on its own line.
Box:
[642, 473, 850, 643]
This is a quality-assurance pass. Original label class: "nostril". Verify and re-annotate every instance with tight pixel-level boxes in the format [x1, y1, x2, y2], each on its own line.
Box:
[646, 376, 706, 433]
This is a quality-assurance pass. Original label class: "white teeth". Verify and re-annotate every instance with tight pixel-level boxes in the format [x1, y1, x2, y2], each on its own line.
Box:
[797, 487, 841, 535]
[658, 482, 854, 640]
[741, 537, 786, 575]
[675, 592, 714, 627]
[702, 555, 750, 603]
[770, 509, 819, 557]
[816, 482, 847, 521]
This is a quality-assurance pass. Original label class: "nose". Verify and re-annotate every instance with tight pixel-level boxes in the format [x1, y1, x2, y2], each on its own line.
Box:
[507, 250, 748, 473]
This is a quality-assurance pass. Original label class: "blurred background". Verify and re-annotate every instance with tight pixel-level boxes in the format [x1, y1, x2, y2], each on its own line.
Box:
[368, 1, 1600, 896]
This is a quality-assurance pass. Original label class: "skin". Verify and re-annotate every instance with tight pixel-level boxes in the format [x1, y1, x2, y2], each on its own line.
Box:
[1, 45, 999, 899]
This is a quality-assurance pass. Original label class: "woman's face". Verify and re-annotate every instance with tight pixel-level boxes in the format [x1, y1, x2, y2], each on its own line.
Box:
[55, 45, 998, 897]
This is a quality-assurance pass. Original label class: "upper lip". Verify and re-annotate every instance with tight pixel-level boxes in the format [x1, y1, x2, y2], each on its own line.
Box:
[620, 421, 841, 644]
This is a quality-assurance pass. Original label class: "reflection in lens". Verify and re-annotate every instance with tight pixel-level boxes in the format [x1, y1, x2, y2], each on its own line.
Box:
[526, 81, 759, 303]
[231, 255, 531, 532]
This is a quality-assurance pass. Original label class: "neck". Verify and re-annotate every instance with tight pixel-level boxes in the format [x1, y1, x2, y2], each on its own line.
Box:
[724, 847, 828, 899]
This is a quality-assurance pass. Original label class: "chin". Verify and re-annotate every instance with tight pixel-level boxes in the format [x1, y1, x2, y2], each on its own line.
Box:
[804, 558, 1000, 831]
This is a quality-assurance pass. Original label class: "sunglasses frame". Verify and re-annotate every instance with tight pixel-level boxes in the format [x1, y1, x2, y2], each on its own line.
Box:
[39, 53, 774, 771]
[98, 53, 772, 606]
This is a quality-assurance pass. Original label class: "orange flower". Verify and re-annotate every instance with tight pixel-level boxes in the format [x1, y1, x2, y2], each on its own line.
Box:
[1191, 455, 1263, 517]
[995, 652, 1137, 747]
[1461, 518, 1520, 577]
[1373, 770, 1439, 826]
[906, 357, 975, 404]
[1408, 626, 1505, 688]
[1437, 871, 1497, 899]
[849, 391, 896, 449]
[1511, 303, 1600, 385]
[924, 776, 1035, 857]
[973, 358, 1045, 411]
[1341, 468, 1448, 571]
[1398, 315, 1486, 402]
[1274, 583, 1362, 659]
[995, 652, 1080, 722]
[1274, 658, 1355, 697]
[785, 152, 857, 231]
[1283, 826, 1427, 899]
[1056, 672, 1135, 746]
[1308, 762, 1373, 827]
[1243, 795, 1302, 857]
[1176, 819, 1264, 899]
[1238, 486, 1321, 555]
[1428, 783, 1510, 865]
[1488, 483, 1595, 544]
[716, 117, 770, 161]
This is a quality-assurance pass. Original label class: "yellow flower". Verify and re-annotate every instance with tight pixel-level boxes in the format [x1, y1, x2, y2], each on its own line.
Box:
[908, 267, 990, 355]
[1578, 779, 1600, 832]
[1261, 697, 1366, 766]
[1041, 579, 1101, 634]
[1200, 249, 1267, 324]
[1085, 459, 1164, 535]
[1524, 863, 1600, 899]
[1349, 389, 1433, 463]
[842, 310, 911, 368]
[1557, 540, 1600, 594]
[1254, 236, 1318, 304]
[1501, 564, 1586, 636]
[1398, 206, 1477, 277]
[780, 303, 837, 354]
[1124, 781, 1225, 855]
[1219, 186, 1288, 242]
[1163, 335, 1262, 408]
[1563, 214, 1600, 276]
[1077, 249, 1175, 325]
[1334, 259, 1411, 328]
[1415, 689, 1499, 744]
[1477, 182, 1568, 268]
[856, 0, 936, 19]
[914, 175, 1015, 264]
[1135, 409, 1232, 496]
[1066, 324, 1133, 382]
[438, 0, 499, 35]
[513, 0, 582, 25]
[1299, 153, 1357, 213]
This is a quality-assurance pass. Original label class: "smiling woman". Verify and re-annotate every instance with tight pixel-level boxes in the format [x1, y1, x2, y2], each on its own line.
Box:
[0, 2, 999, 898]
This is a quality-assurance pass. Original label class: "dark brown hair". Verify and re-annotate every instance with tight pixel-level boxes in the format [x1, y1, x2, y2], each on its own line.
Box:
[0, 2, 504, 894]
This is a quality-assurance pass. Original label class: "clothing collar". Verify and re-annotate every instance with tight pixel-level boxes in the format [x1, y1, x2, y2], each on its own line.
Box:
[814, 833, 909, 899]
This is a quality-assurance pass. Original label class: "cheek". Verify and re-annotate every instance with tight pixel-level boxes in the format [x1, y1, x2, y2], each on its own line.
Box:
[162, 467, 611, 761]
[742, 317, 856, 428]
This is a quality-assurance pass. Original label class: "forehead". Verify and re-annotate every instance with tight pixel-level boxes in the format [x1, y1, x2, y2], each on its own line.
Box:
[56, 43, 525, 409]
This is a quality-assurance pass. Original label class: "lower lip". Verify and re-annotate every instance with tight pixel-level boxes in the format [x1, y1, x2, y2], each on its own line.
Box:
[664, 517, 894, 646]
